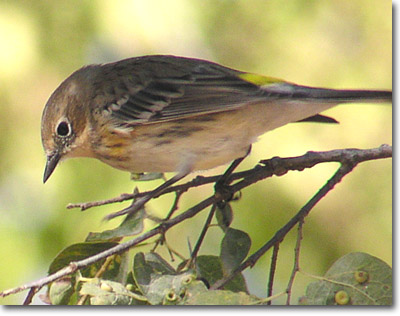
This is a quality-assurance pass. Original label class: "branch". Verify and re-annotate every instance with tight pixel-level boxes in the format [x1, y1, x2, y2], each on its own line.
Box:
[286, 220, 304, 305]
[266, 243, 280, 305]
[0, 195, 218, 298]
[210, 144, 391, 289]
[0, 145, 391, 299]
[67, 145, 392, 211]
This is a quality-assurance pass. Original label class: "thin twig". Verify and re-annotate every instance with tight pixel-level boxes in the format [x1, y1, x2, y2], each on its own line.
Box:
[1, 145, 391, 300]
[150, 191, 185, 253]
[67, 145, 392, 211]
[210, 162, 356, 290]
[266, 243, 280, 305]
[23, 287, 37, 305]
[0, 195, 218, 298]
[286, 220, 304, 305]
[216, 147, 250, 185]
[164, 191, 184, 221]
[187, 204, 217, 268]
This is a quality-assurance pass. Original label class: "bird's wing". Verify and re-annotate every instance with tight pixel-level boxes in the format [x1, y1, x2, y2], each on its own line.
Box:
[96, 56, 273, 125]
[93, 56, 391, 127]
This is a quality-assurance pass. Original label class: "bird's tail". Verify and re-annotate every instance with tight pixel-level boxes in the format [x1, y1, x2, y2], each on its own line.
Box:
[262, 82, 392, 104]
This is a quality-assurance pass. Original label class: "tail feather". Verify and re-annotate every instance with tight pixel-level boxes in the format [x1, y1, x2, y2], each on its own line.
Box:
[263, 83, 392, 103]
[297, 114, 339, 124]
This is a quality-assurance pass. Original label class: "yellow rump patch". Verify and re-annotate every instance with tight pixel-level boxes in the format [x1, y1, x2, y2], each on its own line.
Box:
[238, 73, 285, 86]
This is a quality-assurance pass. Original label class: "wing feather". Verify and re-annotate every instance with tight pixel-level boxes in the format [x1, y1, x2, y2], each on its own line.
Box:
[94, 56, 266, 125]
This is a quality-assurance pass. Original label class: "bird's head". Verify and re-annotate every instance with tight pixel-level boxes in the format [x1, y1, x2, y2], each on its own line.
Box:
[41, 67, 95, 182]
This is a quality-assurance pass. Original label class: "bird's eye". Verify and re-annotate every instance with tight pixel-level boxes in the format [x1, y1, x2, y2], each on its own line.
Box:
[56, 121, 71, 137]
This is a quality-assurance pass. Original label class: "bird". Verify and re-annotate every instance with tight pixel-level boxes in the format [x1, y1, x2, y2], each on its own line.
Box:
[41, 55, 392, 219]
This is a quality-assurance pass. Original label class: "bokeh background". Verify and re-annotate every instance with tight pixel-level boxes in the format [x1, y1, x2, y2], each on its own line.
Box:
[0, 0, 391, 305]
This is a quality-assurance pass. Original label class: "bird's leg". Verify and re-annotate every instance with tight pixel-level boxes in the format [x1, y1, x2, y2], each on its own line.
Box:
[214, 146, 252, 205]
[104, 170, 189, 221]
[105, 147, 251, 221]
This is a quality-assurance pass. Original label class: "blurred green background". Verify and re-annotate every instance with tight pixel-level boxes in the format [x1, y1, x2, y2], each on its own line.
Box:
[0, 0, 391, 305]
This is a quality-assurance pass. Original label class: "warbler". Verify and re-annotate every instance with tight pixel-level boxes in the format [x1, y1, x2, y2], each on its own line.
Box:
[41, 55, 391, 217]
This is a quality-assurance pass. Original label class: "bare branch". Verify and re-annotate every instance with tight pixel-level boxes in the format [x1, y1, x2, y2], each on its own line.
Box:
[1, 145, 391, 300]
[286, 220, 304, 305]
[67, 145, 392, 211]
[0, 195, 218, 298]
[210, 158, 366, 290]
[266, 243, 280, 305]
[187, 204, 217, 268]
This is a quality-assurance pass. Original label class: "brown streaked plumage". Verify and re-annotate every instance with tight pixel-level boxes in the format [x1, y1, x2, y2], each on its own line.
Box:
[41, 55, 392, 185]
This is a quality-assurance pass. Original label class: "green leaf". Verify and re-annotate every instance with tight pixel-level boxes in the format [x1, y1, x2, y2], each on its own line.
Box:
[157, 273, 204, 305]
[220, 228, 251, 274]
[99, 252, 130, 282]
[305, 252, 392, 305]
[48, 242, 118, 275]
[133, 252, 176, 294]
[194, 255, 248, 293]
[216, 203, 233, 231]
[137, 269, 202, 305]
[184, 290, 258, 305]
[133, 252, 155, 294]
[142, 252, 176, 275]
[133, 252, 211, 305]
[176, 277, 209, 305]
[86, 207, 144, 242]
[80, 279, 146, 305]
[48, 277, 74, 305]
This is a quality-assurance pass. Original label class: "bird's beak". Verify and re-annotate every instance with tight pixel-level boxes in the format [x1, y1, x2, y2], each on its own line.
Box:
[43, 151, 61, 183]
